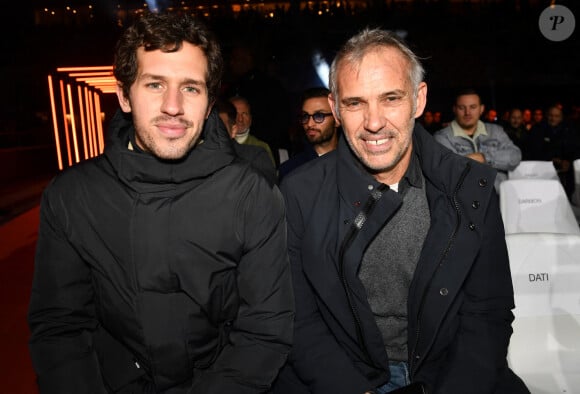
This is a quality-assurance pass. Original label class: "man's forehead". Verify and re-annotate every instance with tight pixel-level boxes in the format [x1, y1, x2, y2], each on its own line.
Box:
[304, 96, 330, 108]
[456, 94, 481, 105]
[337, 49, 410, 95]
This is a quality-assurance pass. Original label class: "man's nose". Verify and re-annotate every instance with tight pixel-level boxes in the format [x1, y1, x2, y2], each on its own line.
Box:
[161, 88, 184, 116]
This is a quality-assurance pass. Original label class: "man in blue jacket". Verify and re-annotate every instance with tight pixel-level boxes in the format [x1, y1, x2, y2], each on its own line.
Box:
[273, 28, 528, 394]
[433, 89, 521, 191]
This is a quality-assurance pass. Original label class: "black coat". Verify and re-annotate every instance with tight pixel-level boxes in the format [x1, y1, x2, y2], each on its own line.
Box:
[275, 125, 528, 394]
[28, 110, 294, 393]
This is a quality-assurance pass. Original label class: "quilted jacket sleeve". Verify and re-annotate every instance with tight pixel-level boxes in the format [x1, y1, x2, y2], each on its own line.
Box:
[28, 187, 108, 394]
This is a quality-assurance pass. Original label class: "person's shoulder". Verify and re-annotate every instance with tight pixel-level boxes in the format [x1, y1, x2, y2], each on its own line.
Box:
[280, 150, 336, 194]
[278, 150, 314, 178]
[433, 124, 452, 138]
[49, 156, 105, 187]
[484, 122, 507, 134]
[234, 142, 263, 159]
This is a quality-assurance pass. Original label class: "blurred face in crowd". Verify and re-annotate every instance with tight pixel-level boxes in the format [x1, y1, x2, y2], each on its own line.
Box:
[453, 94, 484, 134]
[533, 109, 544, 124]
[329, 46, 427, 185]
[301, 96, 338, 147]
[522, 109, 532, 124]
[230, 97, 252, 135]
[509, 109, 523, 129]
[547, 107, 563, 128]
[485, 109, 497, 123]
[116, 42, 211, 160]
[422, 111, 433, 125]
[433, 111, 441, 123]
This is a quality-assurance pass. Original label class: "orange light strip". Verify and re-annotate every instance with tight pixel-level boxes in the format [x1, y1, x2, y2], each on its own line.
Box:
[47, 75, 64, 170]
[59, 79, 72, 167]
[94, 93, 105, 154]
[57, 66, 113, 72]
[87, 92, 98, 156]
[77, 85, 89, 160]
[75, 77, 117, 83]
[98, 88, 117, 94]
[66, 83, 81, 163]
[68, 71, 114, 77]
[84, 87, 94, 158]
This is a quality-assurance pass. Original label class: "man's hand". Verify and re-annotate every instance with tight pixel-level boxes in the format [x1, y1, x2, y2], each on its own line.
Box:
[466, 152, 486, 163]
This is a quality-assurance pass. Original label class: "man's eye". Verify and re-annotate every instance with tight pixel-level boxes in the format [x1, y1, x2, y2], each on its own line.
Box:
[184, 86, 200, 94]
[146, 82, 162, 90]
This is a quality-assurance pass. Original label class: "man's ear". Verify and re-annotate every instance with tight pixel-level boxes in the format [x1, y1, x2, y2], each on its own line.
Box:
[414, 82, 428, 118]
[116, 84, 131, 113]
[328, 93, 340, 124]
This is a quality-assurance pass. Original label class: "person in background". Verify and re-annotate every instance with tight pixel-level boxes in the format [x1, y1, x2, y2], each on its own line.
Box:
[223, 40, 292, 167]
[273, 28, 527, 394]
[433, 89, 521, 191]
[28, 12, 293, 394]
[230, 95, 277, 166]
[216, 98, 277, 186]
[522, 108, 533, 130]
[532, 108, 544, 128]
[527, 104, 580, 197]
[419, 110, 438, 134]
[484, 108, 498, 123]
[503, 108, 529, 155]
[278, 87, 340, 181]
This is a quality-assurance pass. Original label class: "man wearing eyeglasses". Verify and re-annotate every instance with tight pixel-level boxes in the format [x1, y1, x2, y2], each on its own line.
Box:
[278, 87, 340, 181]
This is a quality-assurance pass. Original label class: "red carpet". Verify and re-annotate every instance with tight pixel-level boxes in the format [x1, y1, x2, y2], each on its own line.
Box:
[0, 206, 40, 393]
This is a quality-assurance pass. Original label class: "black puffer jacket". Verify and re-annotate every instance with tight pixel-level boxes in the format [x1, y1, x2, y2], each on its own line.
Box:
[28, 110, 294, 393]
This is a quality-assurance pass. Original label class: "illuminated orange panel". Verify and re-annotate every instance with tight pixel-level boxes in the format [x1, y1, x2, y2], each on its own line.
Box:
[47, 75, 64, 170]
[84, 87, 95, 158]
[59, 80, 72, 167]
[94, 93, 105, 154]
[66, 84, 80, 163]
[77, 85, 89, 160]
[57, 66, 113, 72]
[68, 71, 114, 77]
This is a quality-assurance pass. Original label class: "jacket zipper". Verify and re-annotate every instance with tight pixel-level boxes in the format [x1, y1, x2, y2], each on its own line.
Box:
[338, 183, 389, 369]
[409, 162, 471, 376]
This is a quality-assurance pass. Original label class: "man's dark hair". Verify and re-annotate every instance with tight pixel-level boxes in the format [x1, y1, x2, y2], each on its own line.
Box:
[114, 12, 223, 103]
[454, 88, 482, 104]
[301, 87, 331, 105]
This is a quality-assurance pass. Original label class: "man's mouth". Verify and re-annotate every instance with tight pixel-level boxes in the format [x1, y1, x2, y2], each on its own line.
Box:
[365, 138, 390, 146]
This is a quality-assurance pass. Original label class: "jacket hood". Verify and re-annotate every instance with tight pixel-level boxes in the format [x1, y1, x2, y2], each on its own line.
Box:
[104, 108, 236, 194]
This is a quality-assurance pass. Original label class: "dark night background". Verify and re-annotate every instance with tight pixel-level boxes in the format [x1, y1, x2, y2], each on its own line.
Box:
[0, 0, 579, 148]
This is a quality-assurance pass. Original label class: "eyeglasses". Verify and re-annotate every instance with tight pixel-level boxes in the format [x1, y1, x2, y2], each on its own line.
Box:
[300, 112, 333, 125]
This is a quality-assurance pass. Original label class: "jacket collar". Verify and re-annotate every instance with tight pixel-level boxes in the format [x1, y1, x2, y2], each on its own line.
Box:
[104, 109, 236, 193]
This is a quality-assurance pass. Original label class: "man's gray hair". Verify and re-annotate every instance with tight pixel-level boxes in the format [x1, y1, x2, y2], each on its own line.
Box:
[329, 28, 425, 115]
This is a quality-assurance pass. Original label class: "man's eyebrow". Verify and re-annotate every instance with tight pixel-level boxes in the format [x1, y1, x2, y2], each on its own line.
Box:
[340, 95, 363, 104]
[139, 73, 206, 86]
[378, 89, 407, 99]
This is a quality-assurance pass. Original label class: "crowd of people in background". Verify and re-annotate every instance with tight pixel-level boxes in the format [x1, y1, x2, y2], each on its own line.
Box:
[420, 101, 580, 198]
[216, 44, 580, 200]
